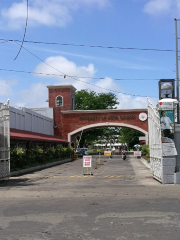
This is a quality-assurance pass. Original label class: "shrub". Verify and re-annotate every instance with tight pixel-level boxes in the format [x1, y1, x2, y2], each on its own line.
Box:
[10, 146, 74, 171]
[10, 147, 26, 170]
[141, 144, 149, 157]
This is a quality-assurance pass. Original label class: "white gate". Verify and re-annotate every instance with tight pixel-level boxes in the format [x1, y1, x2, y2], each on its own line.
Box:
[0, 100, 10, 180]
[147, 98, 163, 182]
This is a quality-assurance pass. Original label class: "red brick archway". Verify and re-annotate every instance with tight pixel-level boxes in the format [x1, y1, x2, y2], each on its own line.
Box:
[47, 85, 148, 145]
[59, 109, 148, 145]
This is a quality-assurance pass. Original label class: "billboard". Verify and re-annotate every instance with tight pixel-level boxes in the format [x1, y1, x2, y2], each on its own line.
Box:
[159, 101, 177, 156]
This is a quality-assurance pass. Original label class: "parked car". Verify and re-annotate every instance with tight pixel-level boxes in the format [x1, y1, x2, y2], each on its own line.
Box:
[84, 150, 89, 155]
[76, 148, 85, 157]
[75, 148, 89, 157]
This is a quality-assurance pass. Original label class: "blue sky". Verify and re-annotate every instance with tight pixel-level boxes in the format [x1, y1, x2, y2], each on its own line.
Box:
[0, 0, 179, 109]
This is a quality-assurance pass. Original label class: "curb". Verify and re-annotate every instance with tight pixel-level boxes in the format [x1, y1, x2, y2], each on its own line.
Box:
[139, 157, 150, 169]
[10, 158, 74, 177]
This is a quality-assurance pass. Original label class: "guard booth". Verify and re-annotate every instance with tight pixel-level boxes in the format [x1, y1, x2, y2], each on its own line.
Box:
[0, 100, 10, 180]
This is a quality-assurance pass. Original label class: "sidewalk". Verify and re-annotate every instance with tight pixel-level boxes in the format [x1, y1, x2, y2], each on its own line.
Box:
[139, 157, 150, 169]
[10, 158, 73, 177]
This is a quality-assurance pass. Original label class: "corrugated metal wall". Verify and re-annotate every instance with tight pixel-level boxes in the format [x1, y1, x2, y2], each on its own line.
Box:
[10, 107, 54, 135]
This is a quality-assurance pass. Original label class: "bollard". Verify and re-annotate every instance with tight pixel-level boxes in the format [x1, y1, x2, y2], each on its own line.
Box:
[95, 157, 97, 169]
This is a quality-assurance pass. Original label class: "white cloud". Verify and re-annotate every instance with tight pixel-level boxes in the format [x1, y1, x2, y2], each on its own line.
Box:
[34, 56, 96, 86]
[13, 80, 158, 109]
[84, 77, 121, 94]
[116, 93, 158, 109]
[34, 55, 125, 94]
[143, 0, 179, 16]
[35, 56, 153, 109]
[75, 0, 110, 8]
[31, 45, 161, 71]
[0, 0, 110, 30]
[15, 82, 48, 108]
[3, 55, 156, 109]
[0, 79, 18, 105]
[0, 79, 16, 96]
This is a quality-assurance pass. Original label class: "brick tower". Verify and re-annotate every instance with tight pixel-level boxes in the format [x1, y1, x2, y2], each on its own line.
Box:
[46, 85, 76, 138]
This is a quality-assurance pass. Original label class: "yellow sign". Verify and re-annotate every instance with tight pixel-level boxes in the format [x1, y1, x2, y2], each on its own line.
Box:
[104, 151, 111, 156]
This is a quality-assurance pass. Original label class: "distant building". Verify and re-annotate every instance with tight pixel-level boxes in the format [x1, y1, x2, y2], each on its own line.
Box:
[8, 105, 68, 149]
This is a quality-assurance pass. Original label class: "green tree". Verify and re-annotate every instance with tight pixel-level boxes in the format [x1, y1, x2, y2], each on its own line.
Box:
[95, 127, 121, 148]
[75, 89, 119, 110]
[75, 90, 119, 147]
[119, 128, 144, 149]
[141, 145, 149, 157]
[77, 129, 103, 148]
[77, 127, 121, 148]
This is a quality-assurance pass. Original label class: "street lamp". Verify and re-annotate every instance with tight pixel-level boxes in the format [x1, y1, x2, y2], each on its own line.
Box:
[175, 18, 180, 123]
[159, 79, 175, 100]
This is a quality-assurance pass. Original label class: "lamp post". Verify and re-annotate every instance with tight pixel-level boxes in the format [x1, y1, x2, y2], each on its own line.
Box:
[175, 18, 180, 123]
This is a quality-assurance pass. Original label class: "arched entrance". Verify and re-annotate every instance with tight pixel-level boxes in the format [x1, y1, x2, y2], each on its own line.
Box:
[68, 122, 148, 146]
[46, 84, 148, 145]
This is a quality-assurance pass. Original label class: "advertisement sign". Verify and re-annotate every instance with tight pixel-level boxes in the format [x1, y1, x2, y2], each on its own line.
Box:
[159, 101, 173, 110]
[83, 156, 92, 168]
[104, 151, 111, 156]
[162, 143, 177, 156]
[159, 107, 174, 141]
[134, 151, 141, 157]
[158, 101, 177, 156]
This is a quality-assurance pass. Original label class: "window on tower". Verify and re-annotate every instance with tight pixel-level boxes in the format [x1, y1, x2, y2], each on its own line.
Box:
[56, 96, 63, 107]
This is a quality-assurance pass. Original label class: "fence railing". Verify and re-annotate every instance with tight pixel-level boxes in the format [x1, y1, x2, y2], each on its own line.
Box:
[0, 100, 10, 180]
[147, 98, 162, 182]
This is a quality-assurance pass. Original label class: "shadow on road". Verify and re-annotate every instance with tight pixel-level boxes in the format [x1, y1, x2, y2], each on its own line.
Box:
[0, 178, 36, 188]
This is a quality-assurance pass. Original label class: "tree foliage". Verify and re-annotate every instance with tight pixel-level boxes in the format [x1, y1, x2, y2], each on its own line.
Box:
[95, 127, 121, 147]
[75, 89, 119, 147]
[77, 127, 121, 148]
[141, 144, 149, 157]
[75, 89, 119, 110]
[77, 129, 103, 148]
[119, 128, 144, 149]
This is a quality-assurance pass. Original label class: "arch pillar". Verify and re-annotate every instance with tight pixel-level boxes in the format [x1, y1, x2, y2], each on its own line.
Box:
[69, 135, 76, 148]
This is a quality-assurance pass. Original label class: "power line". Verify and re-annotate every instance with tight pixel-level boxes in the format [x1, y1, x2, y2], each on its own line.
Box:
[14, 0, 28, 60]
[0, 68, 161, 81]
[12, 41, 157, 98]
[0, 38, 175, 52]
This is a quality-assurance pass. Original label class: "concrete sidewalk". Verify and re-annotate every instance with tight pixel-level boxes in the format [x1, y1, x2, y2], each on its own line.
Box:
[139, 157, 150, 169]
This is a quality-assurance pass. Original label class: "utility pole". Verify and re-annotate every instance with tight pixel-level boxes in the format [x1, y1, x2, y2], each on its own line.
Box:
[175, 18, 180, 123]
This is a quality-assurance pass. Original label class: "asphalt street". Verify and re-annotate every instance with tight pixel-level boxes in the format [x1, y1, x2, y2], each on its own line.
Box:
[0, 155, 180, 240]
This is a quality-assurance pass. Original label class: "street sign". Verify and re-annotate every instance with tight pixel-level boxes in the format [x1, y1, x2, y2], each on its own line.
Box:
[83, 156, 92, 168]
[104, 151, 111, 156]
[134, 151, 141, 156]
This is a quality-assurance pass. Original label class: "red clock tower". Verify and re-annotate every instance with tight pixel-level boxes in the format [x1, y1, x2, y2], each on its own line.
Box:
[47, 85, 76, 138]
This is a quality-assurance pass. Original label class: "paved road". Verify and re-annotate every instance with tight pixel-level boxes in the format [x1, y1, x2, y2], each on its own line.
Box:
[0, 155, 180, 240]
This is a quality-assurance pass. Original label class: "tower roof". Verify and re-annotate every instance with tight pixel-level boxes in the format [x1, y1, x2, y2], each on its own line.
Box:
[46, 85, 76, 91]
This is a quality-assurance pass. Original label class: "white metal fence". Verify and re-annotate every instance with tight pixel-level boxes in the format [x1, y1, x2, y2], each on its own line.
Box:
[147, 98, 163, 182]
[0, 100, 10, 180]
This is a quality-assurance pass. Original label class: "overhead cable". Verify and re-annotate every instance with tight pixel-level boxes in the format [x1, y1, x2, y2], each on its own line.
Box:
[0, 38, 175, 52]
[0, 68, 161, 81]
[6, 41, 158, 98]
[14, 0, 28, 60]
